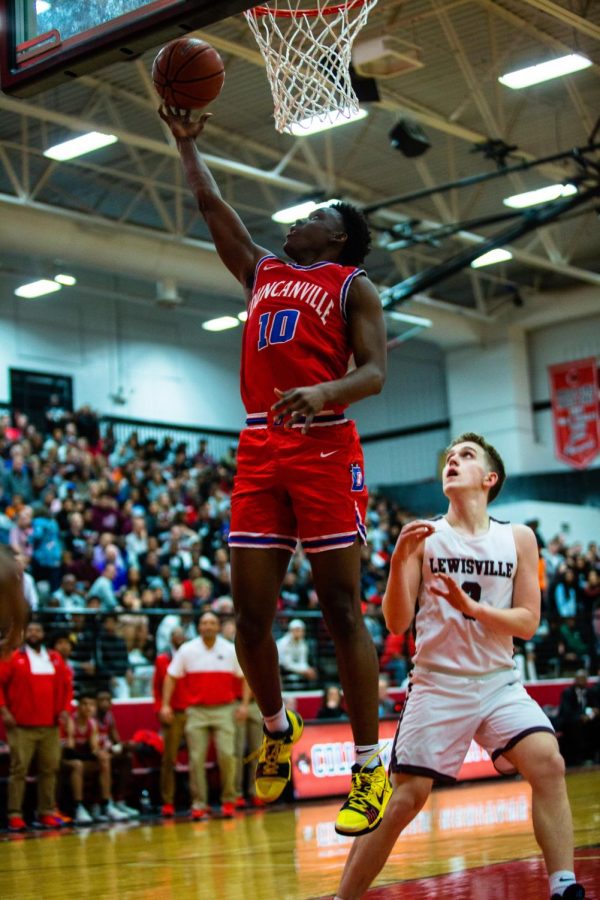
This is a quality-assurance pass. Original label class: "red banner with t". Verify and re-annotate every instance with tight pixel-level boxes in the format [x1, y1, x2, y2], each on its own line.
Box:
[548, 357, 600, 469]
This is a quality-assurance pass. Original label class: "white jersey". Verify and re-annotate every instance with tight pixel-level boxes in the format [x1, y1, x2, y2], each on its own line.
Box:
[413, 516, 517, 675]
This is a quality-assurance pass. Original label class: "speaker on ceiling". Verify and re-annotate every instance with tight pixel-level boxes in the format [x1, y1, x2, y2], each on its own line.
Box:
[389, 118, 431, 157]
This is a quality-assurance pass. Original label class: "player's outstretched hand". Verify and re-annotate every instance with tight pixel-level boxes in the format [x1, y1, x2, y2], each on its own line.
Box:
[392, 520, 436, 562]
[158, 105, 212, 140]
[272, 385, 328, 433]
[430, 573, 476, 618]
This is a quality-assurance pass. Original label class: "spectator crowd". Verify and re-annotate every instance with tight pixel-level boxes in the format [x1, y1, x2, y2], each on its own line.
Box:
[0, 405, 599, 828]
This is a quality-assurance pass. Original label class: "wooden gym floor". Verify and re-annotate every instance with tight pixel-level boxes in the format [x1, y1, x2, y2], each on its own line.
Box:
[0, 769, 597, 900]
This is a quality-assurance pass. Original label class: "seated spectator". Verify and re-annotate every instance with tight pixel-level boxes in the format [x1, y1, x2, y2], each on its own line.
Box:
[92, 613, 132, 698]
[276, 619, 318, 687]
[363, 600, 385, 653]
[51, 573, 85, 612]
[4, 448, 33, 504]
[377, 674, 397, 718]
[9, 505, 34, 565]
[93, 538, 127, 591]
[532, 617, 563, 677]
[66, 541, 100, 591]
[551, 567, 580, 618]
[125, 515, 148, 568]
[380, 628, 414, 686]
[588, 601, 600, 676]
[62, 693, 128, 824]
[31, 503, 63, 591]
[557, 670, 600, 765]
[155, 600, 196, 655]
[89, 562, 119, 611]
[95, 690, 139, 818]
[11, 548, 39, 613]
[581, 569, 600, 620]
[559, 617, 589, 674]
[127, 626, 155, 698]
[278, 570, 308, 611]
[316, 684, 347, 720]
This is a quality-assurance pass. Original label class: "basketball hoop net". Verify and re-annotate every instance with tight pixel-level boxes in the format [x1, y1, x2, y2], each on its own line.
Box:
[244, 0, 378, 135]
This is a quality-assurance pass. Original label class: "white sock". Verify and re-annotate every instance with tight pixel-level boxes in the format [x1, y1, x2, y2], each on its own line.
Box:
[264, 705, 288, 734]
[354, 744, 380, 768]
[549, 871, 576, 896]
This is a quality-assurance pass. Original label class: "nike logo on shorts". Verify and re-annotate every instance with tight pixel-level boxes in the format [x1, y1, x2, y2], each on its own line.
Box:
[320, 450, 338, 458]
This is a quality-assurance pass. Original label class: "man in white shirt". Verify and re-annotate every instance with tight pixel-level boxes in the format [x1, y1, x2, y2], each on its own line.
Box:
[276, 619, 317, 686]
[160, 611, 247, 819]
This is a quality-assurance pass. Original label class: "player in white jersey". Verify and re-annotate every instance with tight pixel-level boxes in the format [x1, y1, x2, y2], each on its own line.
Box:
[336, 433, 585, 900]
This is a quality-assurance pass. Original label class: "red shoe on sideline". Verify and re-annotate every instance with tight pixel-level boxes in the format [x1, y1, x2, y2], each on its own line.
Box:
[38, 814, 63, 829]
[250, 796, 266, 808]
[221, 802, 235, 818]
[190, 807, 209, 821]
[161, 803, 175, 818]
[234, 796, 247, 809]
[8, 816, 27, 832]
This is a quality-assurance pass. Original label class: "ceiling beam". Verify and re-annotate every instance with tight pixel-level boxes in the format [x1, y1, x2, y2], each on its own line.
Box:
[0, 95, 313, 194]
[516, 0, 600, 41]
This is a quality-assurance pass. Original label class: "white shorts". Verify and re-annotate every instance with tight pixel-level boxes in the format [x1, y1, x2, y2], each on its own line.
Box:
[390, 665, 555, 783]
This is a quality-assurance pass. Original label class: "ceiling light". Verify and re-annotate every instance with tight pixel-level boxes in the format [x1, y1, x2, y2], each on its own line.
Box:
[498, 54, 591, 89]
[237, 310, 248, 322]
[44, 131, 118, 161]
[388, 311, 432, 328]
[272, 198, 341, 225]
[54, 273, 77, 285]
[36, 0, 51, 12]
[503, 183, 577, 209]
[471, 248, 513, 268]
[15, 279, 62, 299]
[287, 107, 367, 137]
[202, 316, 240, 332]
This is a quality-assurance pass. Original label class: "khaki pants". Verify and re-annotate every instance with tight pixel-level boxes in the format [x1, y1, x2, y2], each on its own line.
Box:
[8, 726, 61, 817]
[234, 700, 263, 798]
[185, 704, 236, 808]
[160, 710, 198, 806]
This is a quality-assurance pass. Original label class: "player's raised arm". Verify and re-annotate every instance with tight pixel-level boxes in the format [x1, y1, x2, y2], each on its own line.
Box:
[159, 108, 267, 288]
[344, 275, 387, 400]
[383, 520, 435, 634]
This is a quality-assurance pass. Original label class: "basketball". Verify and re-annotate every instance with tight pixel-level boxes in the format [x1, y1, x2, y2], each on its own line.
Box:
[152, 38, 225, 110]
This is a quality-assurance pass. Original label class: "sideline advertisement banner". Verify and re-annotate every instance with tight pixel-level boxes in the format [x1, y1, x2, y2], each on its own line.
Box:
[291, 720, 498, 799]
[548, 356, 600, 469]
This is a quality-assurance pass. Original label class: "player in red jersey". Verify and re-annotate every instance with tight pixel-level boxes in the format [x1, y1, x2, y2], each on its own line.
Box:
[160, 107, 390, 835]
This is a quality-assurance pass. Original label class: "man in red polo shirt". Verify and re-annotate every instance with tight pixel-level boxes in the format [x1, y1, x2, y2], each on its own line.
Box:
[0, 620, 71, 830]
[160, 611, 246, 820]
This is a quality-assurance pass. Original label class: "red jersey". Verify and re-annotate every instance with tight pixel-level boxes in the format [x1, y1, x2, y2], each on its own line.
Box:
[97, 710, 117, 750]
[241, 256, 365, 416]
[72, 714, 96, 751]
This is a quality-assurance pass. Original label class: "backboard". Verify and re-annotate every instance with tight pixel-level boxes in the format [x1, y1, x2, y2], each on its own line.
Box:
[0, 0, 257, 97]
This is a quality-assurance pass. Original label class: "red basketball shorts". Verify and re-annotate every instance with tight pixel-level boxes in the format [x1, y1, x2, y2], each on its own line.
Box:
[228, 416, 368, 554]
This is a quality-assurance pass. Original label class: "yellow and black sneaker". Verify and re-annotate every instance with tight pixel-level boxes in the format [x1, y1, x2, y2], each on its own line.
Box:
[254, 710, 304, 803]
[335, 762, 392, 836]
